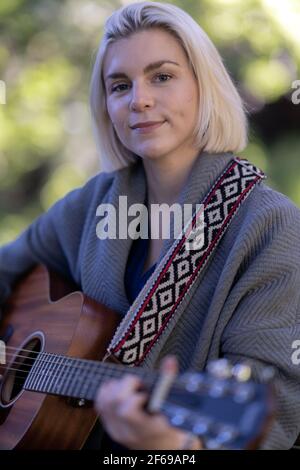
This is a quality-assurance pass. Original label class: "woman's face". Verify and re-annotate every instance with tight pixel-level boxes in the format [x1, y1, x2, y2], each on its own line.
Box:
[103, 28, 200, 165]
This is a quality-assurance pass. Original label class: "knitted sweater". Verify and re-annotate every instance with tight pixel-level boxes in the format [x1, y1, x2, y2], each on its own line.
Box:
[0, 151, 300, 449]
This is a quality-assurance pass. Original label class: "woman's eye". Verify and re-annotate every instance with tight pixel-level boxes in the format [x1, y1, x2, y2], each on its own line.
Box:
[154, 73, 172, 82]
[110, 73, 172, 93]
[111, 83, 129, 93]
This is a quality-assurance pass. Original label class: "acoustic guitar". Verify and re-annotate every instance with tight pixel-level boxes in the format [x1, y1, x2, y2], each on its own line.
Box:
[0, 265, 275, 450]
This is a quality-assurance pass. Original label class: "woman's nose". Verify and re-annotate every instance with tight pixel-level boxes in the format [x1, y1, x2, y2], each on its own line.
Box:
[129, 83, 154, 111]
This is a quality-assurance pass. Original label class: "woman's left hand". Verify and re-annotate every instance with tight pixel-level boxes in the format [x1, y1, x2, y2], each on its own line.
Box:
[94, 355, 202, 450]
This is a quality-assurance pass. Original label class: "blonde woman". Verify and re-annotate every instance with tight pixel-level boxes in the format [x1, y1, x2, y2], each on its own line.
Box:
[0, 2, 299, 450]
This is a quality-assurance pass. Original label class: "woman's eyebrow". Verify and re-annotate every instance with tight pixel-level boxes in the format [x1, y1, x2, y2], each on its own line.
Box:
[105, 60, 180, 82]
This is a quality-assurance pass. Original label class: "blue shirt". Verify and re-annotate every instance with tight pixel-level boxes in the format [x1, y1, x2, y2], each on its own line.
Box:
[125, 236, 156, 304]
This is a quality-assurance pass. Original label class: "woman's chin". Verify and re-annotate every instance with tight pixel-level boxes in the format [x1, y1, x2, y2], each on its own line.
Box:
[137, 149, 170, 162]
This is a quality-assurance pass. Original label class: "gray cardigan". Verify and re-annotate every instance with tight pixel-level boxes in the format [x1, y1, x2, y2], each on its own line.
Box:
[1, 151, 300, 449]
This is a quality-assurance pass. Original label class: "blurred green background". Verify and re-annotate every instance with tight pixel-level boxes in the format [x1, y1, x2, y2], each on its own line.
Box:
[0, 0, 299, 245]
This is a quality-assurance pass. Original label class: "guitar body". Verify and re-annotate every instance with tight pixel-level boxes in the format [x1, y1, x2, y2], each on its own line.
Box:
[0, 265, 120, 449]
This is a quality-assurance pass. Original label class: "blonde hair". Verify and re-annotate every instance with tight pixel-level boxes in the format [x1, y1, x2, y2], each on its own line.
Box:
[90, 1, 248, 171]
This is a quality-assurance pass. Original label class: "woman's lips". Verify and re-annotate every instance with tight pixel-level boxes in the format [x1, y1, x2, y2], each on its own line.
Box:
[131, 121, 165, 134]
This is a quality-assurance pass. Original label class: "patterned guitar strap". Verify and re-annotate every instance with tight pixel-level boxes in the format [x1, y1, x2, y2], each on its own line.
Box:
[104, 157, 266, 366]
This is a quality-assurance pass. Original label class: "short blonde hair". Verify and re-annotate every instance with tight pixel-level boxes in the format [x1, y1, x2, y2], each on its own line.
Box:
[90, 1, 248, 171]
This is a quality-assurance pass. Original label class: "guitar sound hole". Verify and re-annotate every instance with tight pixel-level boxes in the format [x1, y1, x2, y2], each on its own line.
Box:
[0, 333, 44, 407]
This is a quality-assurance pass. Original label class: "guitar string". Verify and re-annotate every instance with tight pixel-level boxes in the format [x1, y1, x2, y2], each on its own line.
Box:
[0, 357, 241, 403]
[1, 349, 205, 397]
[4, 344, 73, 356]
[0, 351, 196, 396]
[2, 346, 137, 375]
[1, 351, 152, 381]
[1, 362, 191, 398]
[0, 360, 160, 387]
[1, 347, 185, 385]
[0, 362, 190, 399]
[1, 366, 155, 389]
[1, 345, 149, 371]
[1, 353, 149, 378]
[2, 349, 153, 379]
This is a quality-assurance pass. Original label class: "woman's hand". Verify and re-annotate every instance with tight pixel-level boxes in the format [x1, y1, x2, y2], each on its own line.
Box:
[94, 355, 202, 450]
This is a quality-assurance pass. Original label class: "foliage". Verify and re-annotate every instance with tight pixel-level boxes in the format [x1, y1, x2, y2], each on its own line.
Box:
[0, 0, 299, 244]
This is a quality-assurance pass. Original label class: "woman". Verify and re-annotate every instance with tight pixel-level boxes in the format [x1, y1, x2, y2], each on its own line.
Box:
[0, 1, 300, 450]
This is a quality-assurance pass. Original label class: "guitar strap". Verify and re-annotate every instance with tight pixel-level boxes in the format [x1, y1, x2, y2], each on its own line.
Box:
[104, 157, 266, 366]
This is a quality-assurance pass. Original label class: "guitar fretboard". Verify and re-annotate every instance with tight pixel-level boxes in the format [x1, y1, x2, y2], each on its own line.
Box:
[24, 352, 154, 401]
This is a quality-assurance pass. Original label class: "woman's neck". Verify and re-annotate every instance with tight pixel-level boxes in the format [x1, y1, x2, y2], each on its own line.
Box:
[143, 149, 201, 206]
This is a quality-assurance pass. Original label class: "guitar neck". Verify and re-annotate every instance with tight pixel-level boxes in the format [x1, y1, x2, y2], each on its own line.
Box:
[24, 351, 156, 401]
[22, 351, 274, 449]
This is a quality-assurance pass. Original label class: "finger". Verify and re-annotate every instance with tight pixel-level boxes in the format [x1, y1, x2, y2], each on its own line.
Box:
[117, 391, 149, 420]
[101, 374, 142, 399]
[159, 354, 179, 375]
[95, 374, 142, 413]
[95, 378, 119, 408]
[116, 374, 143, 396]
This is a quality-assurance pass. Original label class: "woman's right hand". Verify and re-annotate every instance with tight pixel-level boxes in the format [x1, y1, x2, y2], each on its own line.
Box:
[94, 355, 202, 450]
